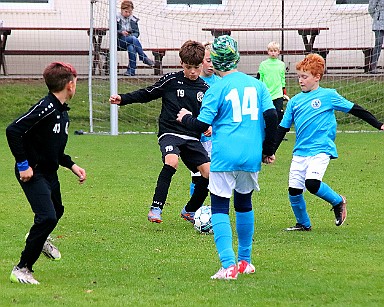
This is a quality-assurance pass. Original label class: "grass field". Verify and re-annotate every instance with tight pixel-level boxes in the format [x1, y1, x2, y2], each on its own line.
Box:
[0, 130, 383, 306]
[0, 78, 383, 306]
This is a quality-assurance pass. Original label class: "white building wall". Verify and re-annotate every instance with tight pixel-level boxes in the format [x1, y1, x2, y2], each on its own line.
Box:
[0, 0, 374, 75]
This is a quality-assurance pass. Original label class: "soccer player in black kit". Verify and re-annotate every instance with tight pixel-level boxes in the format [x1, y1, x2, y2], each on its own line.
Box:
[6, 62, 86, 284]
[110, 40, 210, 224]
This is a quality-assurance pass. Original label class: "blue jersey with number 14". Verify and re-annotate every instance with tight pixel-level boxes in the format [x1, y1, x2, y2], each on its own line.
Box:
[197, 71, 275, 172]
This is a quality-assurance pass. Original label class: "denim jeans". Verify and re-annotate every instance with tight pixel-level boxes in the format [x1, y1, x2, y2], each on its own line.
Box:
[371, 30, 384, 71]
[117, 35, 149, 73]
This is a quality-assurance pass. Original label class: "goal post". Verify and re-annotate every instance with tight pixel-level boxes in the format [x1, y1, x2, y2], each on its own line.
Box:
[89, 0, 383, 134]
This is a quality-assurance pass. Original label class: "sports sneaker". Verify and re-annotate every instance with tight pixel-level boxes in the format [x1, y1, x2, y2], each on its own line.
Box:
[42, 236, 61, 260]
[148, 206, 163, 223]
[10, 266, 40, 285]
[285, 223, 312, 231]
[143, 57, 155, 67]
[180, 206, 195, 223]
[237, 260, 255, 274]
[211, 265, 238, 280]
[332, 195, 347, 226]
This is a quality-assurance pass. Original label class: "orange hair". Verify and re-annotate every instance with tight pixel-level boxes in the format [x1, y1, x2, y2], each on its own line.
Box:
[296, 53, 325, 79]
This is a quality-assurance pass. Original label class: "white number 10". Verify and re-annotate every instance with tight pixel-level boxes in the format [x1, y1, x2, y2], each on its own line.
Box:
[226, 87, 259, 122]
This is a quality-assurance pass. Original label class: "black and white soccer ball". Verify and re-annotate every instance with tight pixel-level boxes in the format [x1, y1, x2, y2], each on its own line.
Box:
[194, 205, 213, 234]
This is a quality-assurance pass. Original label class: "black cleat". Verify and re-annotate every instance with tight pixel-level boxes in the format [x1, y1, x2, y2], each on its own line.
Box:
[332, 195, 347, 226]
[285, 223, 312, 231]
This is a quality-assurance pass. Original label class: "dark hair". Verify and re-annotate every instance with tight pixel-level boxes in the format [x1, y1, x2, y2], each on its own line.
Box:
[179, 40, 205, 66]
[43, 62, 77, 92]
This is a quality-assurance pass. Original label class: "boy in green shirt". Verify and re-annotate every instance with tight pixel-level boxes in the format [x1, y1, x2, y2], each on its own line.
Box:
[257, 41, 287, 124]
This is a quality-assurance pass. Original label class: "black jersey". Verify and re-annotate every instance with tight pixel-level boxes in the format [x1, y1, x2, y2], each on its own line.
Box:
[6, 92, 74, 173]
[119, 71, 209, 139]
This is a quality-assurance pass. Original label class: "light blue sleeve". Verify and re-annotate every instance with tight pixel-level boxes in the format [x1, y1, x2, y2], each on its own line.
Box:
[197, 87, 218, 125]
[330, 89, 354, 113]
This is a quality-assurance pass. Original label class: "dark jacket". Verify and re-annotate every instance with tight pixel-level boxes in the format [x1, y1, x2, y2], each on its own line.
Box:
[6, 92, 74, 173]
[117, 14, 140, 38]
[119, 71, 209, 139]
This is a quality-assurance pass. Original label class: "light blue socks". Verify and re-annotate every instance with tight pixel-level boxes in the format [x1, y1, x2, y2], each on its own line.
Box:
[289, 194, 311, 228]
[236, 210, 254, 263]
[315, 182, 343, 206]
[211, 213, 235, 269]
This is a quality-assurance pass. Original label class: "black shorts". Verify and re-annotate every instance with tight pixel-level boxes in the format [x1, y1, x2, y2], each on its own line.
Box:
[158, 134, 210, 173]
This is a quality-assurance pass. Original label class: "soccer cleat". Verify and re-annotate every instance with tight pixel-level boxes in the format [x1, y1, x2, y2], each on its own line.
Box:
[10, 266, 40, 285]
[237, 260, 255, 274]
[180, 206, 195, 223]
[332, 195, 347, 226]
[147, 206, 163, 223]
[42, 236, 61, 260]
[285, 223, 312, 231]
[211, 265, 238, 280]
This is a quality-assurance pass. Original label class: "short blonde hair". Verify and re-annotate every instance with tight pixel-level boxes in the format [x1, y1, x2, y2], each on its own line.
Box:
[267, 41, 280, 51]
[201, 42, 213, 52]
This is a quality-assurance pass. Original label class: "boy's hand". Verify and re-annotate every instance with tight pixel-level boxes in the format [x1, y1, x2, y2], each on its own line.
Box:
[71, 164, 87, 184]
[19, 167, 33, 182]
[262, 154, 276, 164]
[176, 108, 192, 122]
[203, 126, 212, 137]
[109, 95, 122, 105]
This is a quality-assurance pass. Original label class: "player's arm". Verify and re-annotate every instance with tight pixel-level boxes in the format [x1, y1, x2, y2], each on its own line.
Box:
[177, 108, 210, 133]
[112, 75, 167, 106]
[274, 125, 290, 153]
[348, 103, 384, 130]
[262, 108, 278, 156]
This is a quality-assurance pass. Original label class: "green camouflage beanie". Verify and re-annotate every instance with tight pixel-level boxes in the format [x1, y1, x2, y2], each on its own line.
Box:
[210, 35, 240, 71]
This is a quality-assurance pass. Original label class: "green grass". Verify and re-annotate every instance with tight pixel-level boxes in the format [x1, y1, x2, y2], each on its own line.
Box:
[0, 78, 383, 305]
[2, 77, 383, 134]
[0, 132, 383, 306]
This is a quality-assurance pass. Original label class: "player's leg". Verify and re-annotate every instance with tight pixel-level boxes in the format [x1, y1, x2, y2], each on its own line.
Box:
[11, 171, 58, 284]
[42, 174, 63, 260]
[148, 135, 181, 223]
[286, 156, 311, 231]
[233, 171, 259, 274]
[210, 172, 238, 280]
[180, 140, 210, 222]
[273, 97, 284, 125]
[305, 153, 346, 226]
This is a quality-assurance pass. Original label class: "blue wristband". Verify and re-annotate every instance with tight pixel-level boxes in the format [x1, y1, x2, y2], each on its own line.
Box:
[17, 160, 29, 171]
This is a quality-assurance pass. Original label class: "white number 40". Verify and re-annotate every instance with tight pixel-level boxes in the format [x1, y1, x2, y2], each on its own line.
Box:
[226, 87, 259, 122]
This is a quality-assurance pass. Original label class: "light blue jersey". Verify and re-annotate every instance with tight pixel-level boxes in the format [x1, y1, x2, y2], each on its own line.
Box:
[200, 74, 221, 86]
[199, 74, 221, 143]
[280, 87, 354, 158]
[198, 71, 275, 172]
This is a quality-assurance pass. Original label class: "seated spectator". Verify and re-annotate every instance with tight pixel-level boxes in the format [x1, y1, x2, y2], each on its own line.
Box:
[117, 0, 154, 76]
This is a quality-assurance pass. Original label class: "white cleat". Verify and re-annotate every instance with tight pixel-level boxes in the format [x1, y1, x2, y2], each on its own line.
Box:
[10, 266, 40, 285]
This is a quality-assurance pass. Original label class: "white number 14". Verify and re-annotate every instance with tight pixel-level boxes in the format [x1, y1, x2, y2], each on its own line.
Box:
[226, 87, 259, 122]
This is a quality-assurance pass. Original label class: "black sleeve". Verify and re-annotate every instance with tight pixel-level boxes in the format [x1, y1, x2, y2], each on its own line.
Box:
[119, 76, 165, 105]
[262, 108, 278, 156]
[256, 73, 260, 80]
[181, 114, 210, 133]
[275, 125, 290, 153]
[348, 103, 383, 129]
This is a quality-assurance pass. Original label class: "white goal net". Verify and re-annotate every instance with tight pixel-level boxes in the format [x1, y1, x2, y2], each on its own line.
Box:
[90, 0, 383, 133]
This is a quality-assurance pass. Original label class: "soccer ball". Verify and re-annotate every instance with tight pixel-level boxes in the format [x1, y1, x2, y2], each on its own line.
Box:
[194, 205, 213, 234]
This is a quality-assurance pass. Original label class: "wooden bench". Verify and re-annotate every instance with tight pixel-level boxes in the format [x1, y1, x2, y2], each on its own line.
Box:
[101, 47, 180, 75]
[312, 47, 380, 73]
[0, 27, 107, 75]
